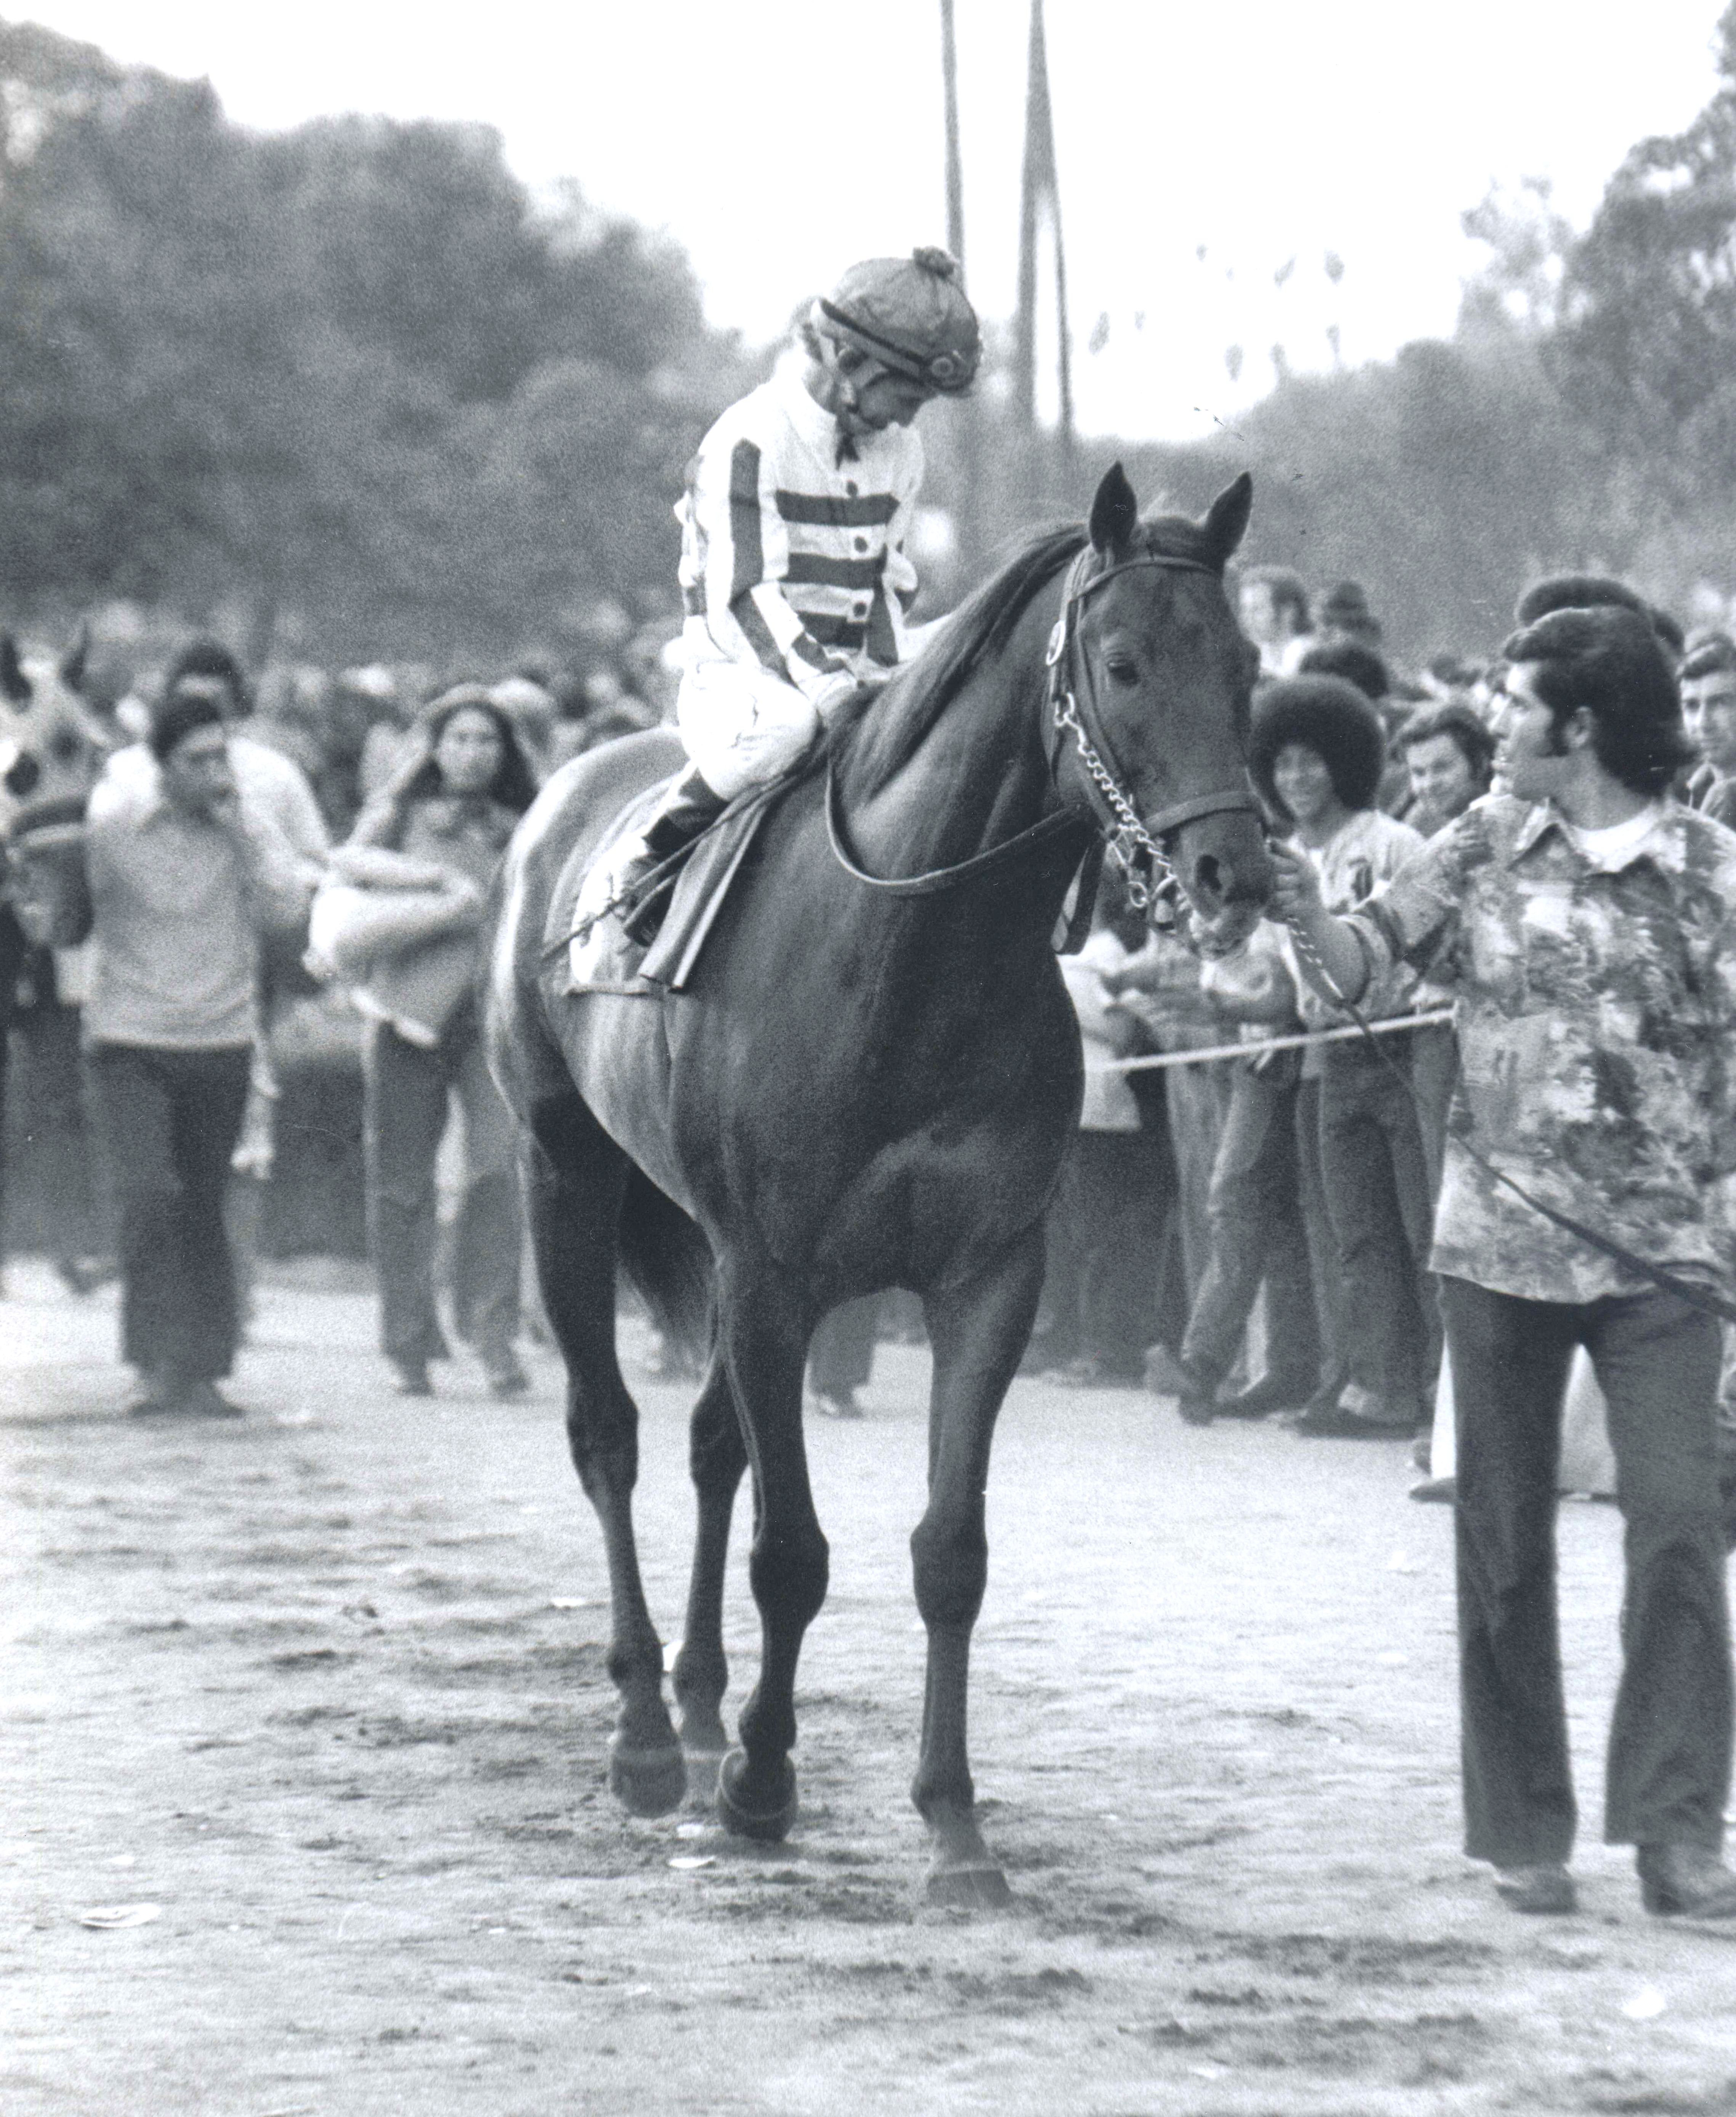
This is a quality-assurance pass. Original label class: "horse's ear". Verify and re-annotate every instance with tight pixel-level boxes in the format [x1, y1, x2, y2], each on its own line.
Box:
[1088, 462, 1139, 557]
[0, 634, 30, 707]
[59, 622, 90, 694]
[1200, 473, 1254, 570]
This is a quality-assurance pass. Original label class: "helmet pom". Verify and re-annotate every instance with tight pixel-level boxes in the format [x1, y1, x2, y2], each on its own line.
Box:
[911, 246, 961, 281]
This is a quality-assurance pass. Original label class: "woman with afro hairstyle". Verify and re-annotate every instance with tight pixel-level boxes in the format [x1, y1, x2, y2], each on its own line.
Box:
[1248, 676, 1436, 1438]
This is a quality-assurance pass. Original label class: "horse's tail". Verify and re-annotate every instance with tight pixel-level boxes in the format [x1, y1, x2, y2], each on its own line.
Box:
[618, 1166, 716, 1373]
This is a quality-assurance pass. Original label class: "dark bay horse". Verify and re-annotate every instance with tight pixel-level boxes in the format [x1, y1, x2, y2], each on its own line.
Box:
[487, 464, 1271, 1902]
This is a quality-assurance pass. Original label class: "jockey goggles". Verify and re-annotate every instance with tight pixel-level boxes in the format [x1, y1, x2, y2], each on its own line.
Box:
[816, 298, 980, 395]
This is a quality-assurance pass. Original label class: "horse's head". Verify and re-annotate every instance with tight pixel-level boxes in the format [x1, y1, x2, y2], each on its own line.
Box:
[1051, 464, 1271, 951]
[0, 626, 111, 838]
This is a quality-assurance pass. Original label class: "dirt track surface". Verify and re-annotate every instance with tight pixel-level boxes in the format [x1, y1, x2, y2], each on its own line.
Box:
[6, 1259, 1736, 2115]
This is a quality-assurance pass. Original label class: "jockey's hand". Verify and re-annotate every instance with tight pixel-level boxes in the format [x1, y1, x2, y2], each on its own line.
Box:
[1267, 841, 1325, 926]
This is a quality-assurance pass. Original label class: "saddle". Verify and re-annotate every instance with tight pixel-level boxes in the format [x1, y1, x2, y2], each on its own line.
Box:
[549, 772, 785, 996]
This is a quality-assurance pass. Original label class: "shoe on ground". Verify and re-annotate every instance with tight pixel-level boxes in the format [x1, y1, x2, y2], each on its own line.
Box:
[1494, 1863, 1576, 1915]
[1217, 1372, 1317, 1421]
[390, 1358, 433, 1397]
[1289, 1398, 1414, 1438]
[810, 1389, 863, 1421]
[1637, 1843, 1736, 1917]
[181, 1379, 243, 1418]
[1141, 1342, 1194, 1398]
[1055, 1352, 1141, 1388]
[125, 1368, 189, 1417]
[1144, 1345, 1218, 1424]
[1409, 1475, 1457, 1503]
[485, 1357, 532, 1400]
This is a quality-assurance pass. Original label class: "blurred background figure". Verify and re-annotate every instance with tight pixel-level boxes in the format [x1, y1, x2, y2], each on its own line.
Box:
[84, 684, 309, 1415]
[1237, 565, 1312, 677]
[1314, 580, 1383, 653]
[1681, 634, 1736, 828]
[1167, 918, 1322, 1426]
[807, 1295, 880, 1419]
[1027, 882, 1166, 1386]
[341, 686, 538, 1399]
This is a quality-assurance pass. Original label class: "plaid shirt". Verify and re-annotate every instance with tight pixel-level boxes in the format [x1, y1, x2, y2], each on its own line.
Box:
[1346, 794, 1736, 1302]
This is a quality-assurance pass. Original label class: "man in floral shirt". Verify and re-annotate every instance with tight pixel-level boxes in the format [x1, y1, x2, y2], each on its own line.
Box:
[1274, 602, 1736, 1921]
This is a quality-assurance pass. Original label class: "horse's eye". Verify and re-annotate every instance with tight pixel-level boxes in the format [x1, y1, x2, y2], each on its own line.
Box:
[1105, 657, 1139, 686]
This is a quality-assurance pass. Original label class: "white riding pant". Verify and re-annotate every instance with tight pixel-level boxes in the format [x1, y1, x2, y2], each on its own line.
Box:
[675, 658, 821, 801]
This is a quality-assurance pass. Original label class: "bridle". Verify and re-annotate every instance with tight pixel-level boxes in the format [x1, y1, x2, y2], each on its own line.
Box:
[826, 537, 1260, 913]
[1042, 543, 1259, 911]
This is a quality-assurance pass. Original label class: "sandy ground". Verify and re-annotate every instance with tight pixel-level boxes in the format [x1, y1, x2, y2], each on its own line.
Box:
[6, 1257, 1736, 2116]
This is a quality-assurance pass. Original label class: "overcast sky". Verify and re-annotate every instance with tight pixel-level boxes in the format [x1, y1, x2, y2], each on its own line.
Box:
[16, 2, 1729, 438]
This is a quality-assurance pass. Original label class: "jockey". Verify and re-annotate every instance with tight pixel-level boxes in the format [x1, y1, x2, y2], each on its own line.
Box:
[615, 247, 979, 937]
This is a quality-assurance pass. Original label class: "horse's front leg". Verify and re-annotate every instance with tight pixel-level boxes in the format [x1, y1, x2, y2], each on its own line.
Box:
[912, 1222, 1046, 1906]
[714, 1267, 828, 1842]
[671, 1347, 748, 1803]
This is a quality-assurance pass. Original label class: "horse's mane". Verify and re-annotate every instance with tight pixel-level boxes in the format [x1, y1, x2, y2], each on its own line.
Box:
[838, 510, 1227, 800]
[838, 523, 1086, 799]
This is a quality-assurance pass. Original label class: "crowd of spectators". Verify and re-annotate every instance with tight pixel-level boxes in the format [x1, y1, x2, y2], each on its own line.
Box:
[3, 562, 1736, 1451]
[0, 622, 675, 1411]
[1028, 563, 1736, 1509]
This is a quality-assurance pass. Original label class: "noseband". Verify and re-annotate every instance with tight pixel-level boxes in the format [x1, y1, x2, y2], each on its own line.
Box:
[1044, 544, 1260, 911]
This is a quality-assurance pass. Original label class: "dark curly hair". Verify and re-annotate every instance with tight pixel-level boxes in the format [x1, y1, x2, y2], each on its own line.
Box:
[1248, 675, 1386, 820]
[1500, 606, 1692, 797]
[1681, 632, 1736, 684]
[1514, 574, 1682, 659]
[164, 636, 251, 717]
[1296, 637, 1390, 702]
[1398, 700, 1496, 784]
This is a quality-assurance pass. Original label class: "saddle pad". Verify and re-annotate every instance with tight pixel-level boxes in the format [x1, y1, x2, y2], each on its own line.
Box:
[547, 775, 781, 996]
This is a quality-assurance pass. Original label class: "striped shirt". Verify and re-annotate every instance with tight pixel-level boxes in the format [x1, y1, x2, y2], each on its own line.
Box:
[675, 351, 923, 704]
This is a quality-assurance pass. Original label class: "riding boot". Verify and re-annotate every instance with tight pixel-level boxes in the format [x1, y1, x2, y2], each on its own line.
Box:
[620, 766, 728, 945]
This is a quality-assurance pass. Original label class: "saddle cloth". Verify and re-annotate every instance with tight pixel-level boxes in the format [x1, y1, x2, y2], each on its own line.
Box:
[548, 772, 783, 996]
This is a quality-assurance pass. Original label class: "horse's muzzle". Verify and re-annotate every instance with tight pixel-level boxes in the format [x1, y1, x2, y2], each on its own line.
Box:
[1171, 806, 1273, 949]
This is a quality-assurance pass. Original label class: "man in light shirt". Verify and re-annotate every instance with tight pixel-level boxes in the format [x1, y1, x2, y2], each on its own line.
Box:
[1273, 602, 1736, 1921]
[90, 638, 328, 888]
[86, 686, 308, 1416]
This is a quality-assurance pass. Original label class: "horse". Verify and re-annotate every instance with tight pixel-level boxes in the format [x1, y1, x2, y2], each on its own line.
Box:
[486, 463, 1272, 1903]
[0, 627, 111, 839]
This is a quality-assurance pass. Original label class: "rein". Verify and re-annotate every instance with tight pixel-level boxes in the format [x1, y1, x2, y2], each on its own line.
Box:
[825, 540, 1259, 919]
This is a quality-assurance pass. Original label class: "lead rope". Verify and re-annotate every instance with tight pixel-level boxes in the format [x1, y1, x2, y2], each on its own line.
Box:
[1282, 902, 1736, 1328]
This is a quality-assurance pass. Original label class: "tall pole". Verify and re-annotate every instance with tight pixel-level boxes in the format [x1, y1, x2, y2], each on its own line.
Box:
[940, 0, 965, 267]
[1014, 0, 1074, 482]
[939, 0, 982, 576]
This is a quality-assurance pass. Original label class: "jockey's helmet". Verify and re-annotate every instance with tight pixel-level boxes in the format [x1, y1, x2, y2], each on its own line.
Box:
[811, 248, 980, 396]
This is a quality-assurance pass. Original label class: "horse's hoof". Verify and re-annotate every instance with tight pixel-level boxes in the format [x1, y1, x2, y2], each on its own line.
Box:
[926, 1861, 1013, 1910]
[683, 1746, 727, 1806]
[607, 1734, 688, 1817]
[716, 1747, 797, 1842]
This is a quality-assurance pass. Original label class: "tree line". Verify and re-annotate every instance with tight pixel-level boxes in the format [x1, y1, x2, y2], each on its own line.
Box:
[6, 11, 1736, 664]
[0, 17, 753, 660]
